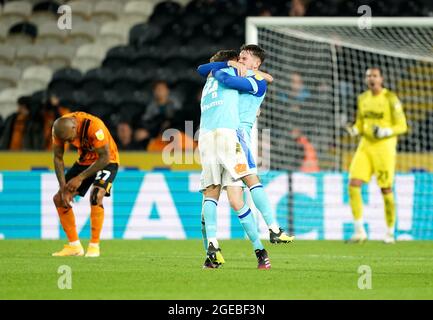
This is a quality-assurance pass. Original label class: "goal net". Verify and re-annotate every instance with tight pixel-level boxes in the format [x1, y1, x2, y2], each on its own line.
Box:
[246, 17, 433, 239]
[247, 17, 433, 172]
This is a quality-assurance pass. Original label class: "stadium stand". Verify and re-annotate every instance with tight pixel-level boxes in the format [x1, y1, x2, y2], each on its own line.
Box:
[0, 0, 432, 152]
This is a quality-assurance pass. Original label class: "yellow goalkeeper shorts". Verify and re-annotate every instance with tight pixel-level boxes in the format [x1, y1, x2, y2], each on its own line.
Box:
[349, 144, 396, 188]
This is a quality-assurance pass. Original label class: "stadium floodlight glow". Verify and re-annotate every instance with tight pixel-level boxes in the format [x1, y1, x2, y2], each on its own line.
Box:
[246, 17, 433, 171]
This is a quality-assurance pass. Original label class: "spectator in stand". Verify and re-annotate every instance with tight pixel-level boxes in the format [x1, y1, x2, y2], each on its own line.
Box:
[135, 80, 181, 150]
[290, 128, 319, 172]
[41, 94, 71, 150]
[116, 121, 138, 150]
[0, 96, 43, 150]
[289, 0, 307, 16]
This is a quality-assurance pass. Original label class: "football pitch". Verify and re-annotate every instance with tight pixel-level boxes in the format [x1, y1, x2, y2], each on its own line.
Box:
[1, 240, 433, 300]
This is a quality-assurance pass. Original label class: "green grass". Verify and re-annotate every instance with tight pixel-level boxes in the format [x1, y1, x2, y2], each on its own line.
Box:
[1, 240, 433, 300]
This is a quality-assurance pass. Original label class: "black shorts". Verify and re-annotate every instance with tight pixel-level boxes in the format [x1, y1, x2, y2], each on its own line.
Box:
[65, 162, 118, 197]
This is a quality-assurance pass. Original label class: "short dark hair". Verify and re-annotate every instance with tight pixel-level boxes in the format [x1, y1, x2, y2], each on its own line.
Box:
[152, 80, 168, 90]
[210, 50, 238, 62]
[240, 44, 266, 63]
[17, 96, 31, 109]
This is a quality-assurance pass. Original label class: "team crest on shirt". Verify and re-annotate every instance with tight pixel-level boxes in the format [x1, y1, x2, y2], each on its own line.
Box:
[234, 163, 247, 174]
[95, 129, 105, 141]
[253, 71, 264, 81]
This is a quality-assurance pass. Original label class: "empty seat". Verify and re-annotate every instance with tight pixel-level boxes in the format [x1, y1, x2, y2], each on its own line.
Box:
[68, 21, 98, 46]
[49, 67, 82, 93]
[71, 43, 107, 73]
[0, 45, 15, 66]
[92, 1, 123, 23]
[102, 45, 135, 70]
[0, 1, 32, 28]
[68, 1, 93, 23]
[0, 66, 21, 91]
[80, 68, 113, 96]
[0, 88, 20, 119]
[108, 68, 143, 95]
[133, 46, 161, 70]
[44, 44, 76, 70]
[17, 80, 46, 95]
[30, 0, 60, 26]
[129, 23, 162, 47]
[87, 90, 119, 118]
[99, 21, 130, 47]
[123, 1, 154, 24]
[7, 22, 38, 45]
[114, 90, 149, 119]
[36, 22, 67, 45]
[152, 0, 182, 17]
[15, 45, 46, 69]
[21, 65, 53, 87]
[0, 27, 9, 43]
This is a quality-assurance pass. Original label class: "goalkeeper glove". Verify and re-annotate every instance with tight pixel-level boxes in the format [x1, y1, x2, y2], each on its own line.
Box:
[345, 125, 359, 137]
[373, 126, 393, 139]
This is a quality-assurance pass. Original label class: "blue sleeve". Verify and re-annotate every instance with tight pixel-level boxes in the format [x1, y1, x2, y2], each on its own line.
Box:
[197, 62, 229, 77]
[212, 70, 267, 97]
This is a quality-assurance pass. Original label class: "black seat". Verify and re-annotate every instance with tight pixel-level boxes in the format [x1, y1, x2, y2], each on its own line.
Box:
[168, 22, 194, 43]
[200, 23, 224, 42]
[148, 12, 177, 29]
[133, 46, 161, 70]
[129, 23, 162, 47]
[9, 22, 38, 39]
[49, 67, 82, 93]
[86, 90, 119, 119]
[72, 90, 91, 112]
[81, 68, 114, 96]
[187, 34, 214, 48]
[102, 45, 136, 71]
[33, 1, 60, 14]
[108, 68, 144, 96]
[115, 90, 150, 121]
[155, 31, 183, 47]
[221, 36, 243, 50]
[152, 0, 182, 16]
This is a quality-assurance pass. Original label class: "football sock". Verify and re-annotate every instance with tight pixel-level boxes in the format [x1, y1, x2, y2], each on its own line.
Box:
[203, 198, 218, 248]
[90, 205, 104, 244]
[237, 204, 264, 251]
[56, 206, 79, 243]
[383, 192, 396, 233]
[349, 185, 363, 229]
[249, 183, 279, 233]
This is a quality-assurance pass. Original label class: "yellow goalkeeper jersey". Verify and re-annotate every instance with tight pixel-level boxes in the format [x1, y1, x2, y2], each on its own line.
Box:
[353, 88, 407, 148]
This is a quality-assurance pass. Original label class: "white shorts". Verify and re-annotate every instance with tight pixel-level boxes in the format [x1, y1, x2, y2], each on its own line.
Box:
[198, 128, 252, 191]
[236, 128, 257, 175]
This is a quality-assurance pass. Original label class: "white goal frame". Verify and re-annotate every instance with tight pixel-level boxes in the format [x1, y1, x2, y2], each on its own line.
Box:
[245, 17, 433, 170]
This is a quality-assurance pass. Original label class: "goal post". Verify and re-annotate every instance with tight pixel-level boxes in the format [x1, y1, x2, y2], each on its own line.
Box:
[246, 17, 433, 173]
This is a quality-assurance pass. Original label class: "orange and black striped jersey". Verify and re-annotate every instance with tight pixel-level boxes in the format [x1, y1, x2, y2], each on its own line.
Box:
[53, 112, 120, 165]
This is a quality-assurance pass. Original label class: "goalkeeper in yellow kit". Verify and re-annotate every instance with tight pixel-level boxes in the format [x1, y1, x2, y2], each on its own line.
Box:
[346, 67, 407, 244]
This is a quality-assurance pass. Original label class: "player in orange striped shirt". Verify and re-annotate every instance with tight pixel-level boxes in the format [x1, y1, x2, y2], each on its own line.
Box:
[51, 112, 120, 257]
